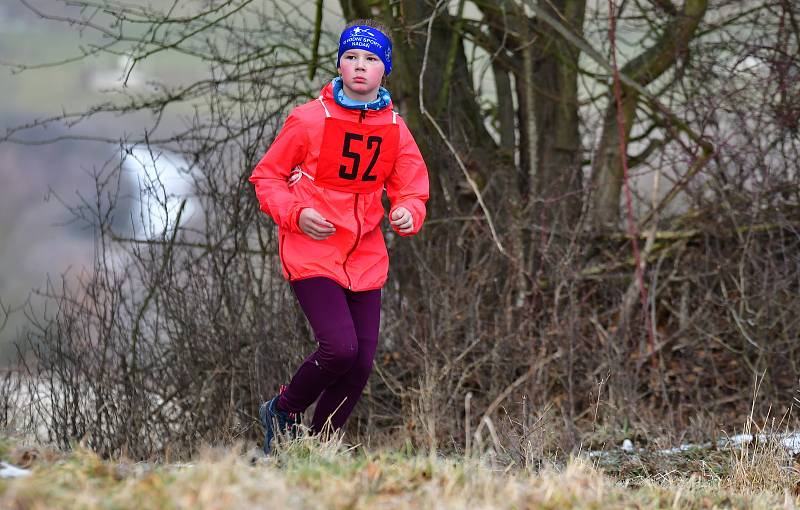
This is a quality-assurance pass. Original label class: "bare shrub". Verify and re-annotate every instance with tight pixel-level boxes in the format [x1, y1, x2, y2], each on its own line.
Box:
[2, 0, 799, 462]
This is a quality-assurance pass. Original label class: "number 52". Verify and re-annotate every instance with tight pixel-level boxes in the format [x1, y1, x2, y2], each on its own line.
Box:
[339, 132, 382, 182]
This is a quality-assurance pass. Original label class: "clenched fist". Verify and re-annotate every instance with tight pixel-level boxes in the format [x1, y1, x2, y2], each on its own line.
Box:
[299, 208, 336, 240]
[390, 207, 413, 234]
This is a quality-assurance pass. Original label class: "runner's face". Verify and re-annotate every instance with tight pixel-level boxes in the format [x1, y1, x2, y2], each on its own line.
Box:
[337, 49, 385, 102]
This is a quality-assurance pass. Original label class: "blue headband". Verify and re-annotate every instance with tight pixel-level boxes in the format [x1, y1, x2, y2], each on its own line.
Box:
[337, 25, 392, 76]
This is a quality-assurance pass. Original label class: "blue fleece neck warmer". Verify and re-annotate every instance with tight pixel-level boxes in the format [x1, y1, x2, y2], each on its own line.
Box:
[332, 77, 391, 111]
[337, 25, 392, 76]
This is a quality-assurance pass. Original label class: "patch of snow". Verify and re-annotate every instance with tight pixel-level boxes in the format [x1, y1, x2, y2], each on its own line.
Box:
[782, 433, 800, 455]
[659, 442, 713, 455]
[721, 432, 800, 455]
[587, 431, 800, 459]
[658, 432, 800, 456]
[0, 462, 31, 478]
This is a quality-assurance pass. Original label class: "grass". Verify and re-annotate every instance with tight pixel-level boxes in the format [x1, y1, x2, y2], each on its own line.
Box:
[0, 428, 797, 510]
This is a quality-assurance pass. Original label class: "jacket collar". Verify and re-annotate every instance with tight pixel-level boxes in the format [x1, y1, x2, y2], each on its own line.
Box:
[321, 78, 393, 112]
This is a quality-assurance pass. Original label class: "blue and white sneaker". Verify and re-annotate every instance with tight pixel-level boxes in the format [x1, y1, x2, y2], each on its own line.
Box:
[259, 384, 300, 455]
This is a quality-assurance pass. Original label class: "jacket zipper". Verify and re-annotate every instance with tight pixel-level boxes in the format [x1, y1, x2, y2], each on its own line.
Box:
[342, 194, 361, 290]
[343, 110, 365, 289]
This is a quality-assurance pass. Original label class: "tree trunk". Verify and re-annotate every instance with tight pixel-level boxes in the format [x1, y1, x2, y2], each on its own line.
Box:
[529, 0, 586, 233]
[589, 88, 639, 228]
[590, 0, 709, 229]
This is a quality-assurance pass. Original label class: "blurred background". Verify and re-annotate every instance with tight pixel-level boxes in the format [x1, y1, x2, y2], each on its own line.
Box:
[0, 1, 184, 356]
[0, 0, 343, 359]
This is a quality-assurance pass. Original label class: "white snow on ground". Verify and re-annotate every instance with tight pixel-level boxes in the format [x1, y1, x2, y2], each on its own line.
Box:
[620, 439, 635, 453]
[725, 433, 800, 455]
[658, 441, 713, 455]
[0, 462, 31, 478]
[589, 432, 800, 458]
[782, 433, 800, 454]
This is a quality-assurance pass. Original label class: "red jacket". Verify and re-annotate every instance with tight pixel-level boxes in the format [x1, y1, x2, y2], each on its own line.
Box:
[249, 82, 429, 291]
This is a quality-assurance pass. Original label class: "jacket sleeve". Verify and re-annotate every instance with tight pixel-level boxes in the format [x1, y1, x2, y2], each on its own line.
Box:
[249, 112, 309, 233]
[385, 117, 430, 236]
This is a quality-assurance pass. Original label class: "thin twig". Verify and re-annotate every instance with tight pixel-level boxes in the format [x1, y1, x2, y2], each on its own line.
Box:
[419, 1, 508, 257]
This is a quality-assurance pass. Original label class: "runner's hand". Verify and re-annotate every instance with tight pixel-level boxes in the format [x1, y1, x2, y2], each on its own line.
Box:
[299, 208, 336, 240]
[390, 207, 413, 234]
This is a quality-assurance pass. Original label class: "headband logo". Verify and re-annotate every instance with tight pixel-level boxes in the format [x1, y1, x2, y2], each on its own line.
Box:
[351, 27, 375, 37]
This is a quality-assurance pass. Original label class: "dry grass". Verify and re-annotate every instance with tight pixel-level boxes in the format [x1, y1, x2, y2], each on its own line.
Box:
[0, 429, 797, 510]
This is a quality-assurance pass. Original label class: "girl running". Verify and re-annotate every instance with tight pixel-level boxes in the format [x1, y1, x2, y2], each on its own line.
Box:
[249, 19, 429, 454]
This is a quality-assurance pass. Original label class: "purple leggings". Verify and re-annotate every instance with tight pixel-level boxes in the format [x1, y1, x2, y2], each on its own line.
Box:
[277, 277, 381, 433]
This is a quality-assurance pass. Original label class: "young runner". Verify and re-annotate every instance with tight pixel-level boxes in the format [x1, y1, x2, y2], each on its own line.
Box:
[249, 19, 429, 454]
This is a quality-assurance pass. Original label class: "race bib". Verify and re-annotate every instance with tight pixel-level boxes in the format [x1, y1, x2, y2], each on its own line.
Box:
[315, 116, 399, 193]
